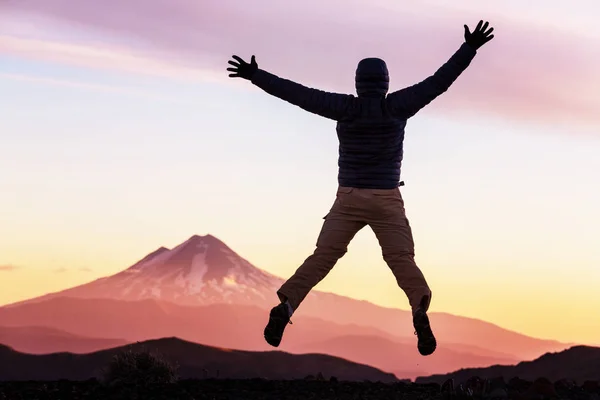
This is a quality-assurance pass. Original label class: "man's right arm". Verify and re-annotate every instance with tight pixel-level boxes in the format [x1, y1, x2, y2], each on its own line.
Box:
[386, 42, 477, 119]
[251, 69, 355, 121]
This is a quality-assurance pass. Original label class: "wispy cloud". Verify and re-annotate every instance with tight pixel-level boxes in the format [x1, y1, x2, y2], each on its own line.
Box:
[1, 0, 599, 127]
[51, 266, 93, 273]
[0, 35, 241, 89]
[0, 71, 186, 101]
[0, 35, 200, 81]
[0, 264, 19, 272]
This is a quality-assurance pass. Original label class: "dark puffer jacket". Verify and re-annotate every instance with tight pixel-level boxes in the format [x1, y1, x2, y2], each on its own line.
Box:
[251, 42, 477, 189]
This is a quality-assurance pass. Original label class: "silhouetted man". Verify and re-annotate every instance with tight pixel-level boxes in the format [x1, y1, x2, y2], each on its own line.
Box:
[227, 21, 494, 356]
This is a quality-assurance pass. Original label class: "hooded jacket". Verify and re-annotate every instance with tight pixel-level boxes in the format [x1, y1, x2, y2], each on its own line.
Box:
[251, 42, 477, 189]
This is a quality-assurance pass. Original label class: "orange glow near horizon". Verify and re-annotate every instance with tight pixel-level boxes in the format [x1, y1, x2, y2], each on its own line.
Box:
[1, 226, 599, 346]
[1, 0, 600, 352]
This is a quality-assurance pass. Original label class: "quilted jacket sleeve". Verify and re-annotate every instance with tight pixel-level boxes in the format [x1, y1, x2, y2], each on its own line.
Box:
[251, 69, 355, 121]
[386, 42, 477, 119]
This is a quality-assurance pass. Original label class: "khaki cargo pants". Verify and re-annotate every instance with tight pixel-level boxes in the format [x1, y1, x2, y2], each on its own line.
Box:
[277, 185, 432, 314]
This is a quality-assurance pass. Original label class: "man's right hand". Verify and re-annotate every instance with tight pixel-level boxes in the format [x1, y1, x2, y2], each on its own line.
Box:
[227, 55, 258, 80]
[464, 20, 495, 50]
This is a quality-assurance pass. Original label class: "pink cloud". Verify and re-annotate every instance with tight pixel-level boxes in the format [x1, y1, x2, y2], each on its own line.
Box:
[0, 35, 245, 90]
[0, 36, 201, 81]
[2, 0, 599, 128]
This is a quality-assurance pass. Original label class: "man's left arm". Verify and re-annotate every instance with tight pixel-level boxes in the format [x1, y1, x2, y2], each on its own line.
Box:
[387, 20, 495, 119]
[386, 43, 476, 119]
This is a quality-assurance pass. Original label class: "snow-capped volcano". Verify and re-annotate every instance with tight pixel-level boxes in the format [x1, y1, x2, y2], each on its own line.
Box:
[16, 234, 285, 308]
[1, 234, 574, 364]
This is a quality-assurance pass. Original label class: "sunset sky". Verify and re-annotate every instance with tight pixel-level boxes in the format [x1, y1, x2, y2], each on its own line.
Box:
[1, 0, 599, 345]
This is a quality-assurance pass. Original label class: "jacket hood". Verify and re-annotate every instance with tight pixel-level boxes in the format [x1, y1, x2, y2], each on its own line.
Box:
[355, 58, 389, 97]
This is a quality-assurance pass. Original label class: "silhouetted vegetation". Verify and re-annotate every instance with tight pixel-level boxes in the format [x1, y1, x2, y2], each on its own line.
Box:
[101, 346, 178, 387]
[0, 377, 599, 400]
[1, 340, 600, 398]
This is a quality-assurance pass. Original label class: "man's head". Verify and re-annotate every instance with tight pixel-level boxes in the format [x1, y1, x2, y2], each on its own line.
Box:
[355, 58, 389, 97]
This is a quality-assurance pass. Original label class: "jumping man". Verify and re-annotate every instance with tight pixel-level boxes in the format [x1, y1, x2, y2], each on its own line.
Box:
[227, 20, 495, 356]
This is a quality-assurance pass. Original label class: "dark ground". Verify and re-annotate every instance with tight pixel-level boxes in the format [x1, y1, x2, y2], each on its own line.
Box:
[0, 377, 599, 400]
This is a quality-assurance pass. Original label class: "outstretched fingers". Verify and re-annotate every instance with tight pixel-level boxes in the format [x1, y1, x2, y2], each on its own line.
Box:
[226, 54, 257, 79]
[475, 20, 483, 32]
[482, 24, 494, 44]
[231, 55, 246, 64]
[227, 56, 241, 78]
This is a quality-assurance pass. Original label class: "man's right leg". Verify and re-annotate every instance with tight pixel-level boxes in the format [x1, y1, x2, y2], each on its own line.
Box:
[264, 189, 366, 347]
[276, 216, 365, 309]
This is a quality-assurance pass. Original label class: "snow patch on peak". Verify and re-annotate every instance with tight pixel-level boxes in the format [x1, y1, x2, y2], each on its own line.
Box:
[186, 252, 208, 294]
[223, 276, 237, 287]
[124, 269, 141, 274]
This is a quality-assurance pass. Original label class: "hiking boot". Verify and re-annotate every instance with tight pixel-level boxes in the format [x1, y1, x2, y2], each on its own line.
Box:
[413, 296, 436, 356]
[264, 302, 292, 347]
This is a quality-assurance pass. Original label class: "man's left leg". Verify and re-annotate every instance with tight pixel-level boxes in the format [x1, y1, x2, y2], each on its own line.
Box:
[366, 188, 436, 356]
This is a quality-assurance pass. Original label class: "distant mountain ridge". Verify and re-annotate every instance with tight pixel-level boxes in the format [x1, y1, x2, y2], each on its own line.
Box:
[416, 345, 600, 384]
[0, 337, 398, 382]
[0, 325, 127, 354]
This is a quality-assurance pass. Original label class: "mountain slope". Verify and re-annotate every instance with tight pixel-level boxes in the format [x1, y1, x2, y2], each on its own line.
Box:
[0, 297, 405, 352]
[0, 337, 398, 382]
[0, 297, 534, 379]
[415, 345, 600, 384]
[0, 325, 127, 354]
[288, 334, 518, 381]
[2, 234, 571, 360]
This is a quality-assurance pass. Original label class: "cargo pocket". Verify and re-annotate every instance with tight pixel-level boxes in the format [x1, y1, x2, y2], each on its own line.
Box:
[337, 186, 353, 195]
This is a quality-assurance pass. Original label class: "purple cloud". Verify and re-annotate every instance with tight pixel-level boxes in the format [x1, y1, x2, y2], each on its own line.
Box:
[2, 0, 599, 128]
